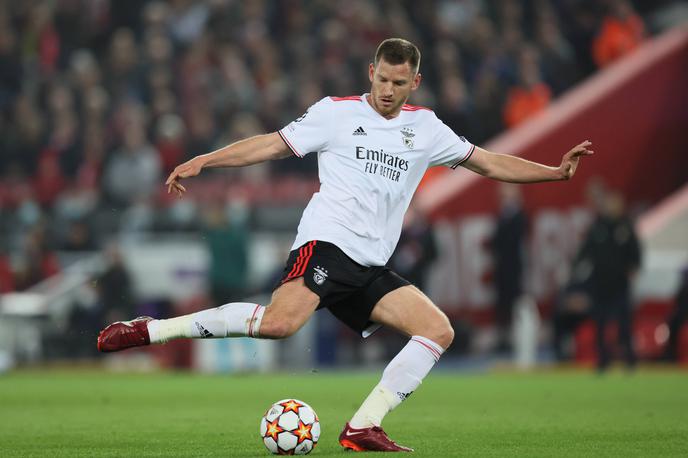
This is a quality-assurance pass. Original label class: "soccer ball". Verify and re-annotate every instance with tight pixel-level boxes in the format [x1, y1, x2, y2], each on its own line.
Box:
[260, 399, 320, 455]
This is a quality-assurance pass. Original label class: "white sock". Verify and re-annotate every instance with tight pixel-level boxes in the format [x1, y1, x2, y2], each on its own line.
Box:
[147, 302, 265, 344]
[349, 335, 444, 428]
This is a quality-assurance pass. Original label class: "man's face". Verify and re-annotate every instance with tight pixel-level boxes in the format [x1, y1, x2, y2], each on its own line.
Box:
[368, 58, 421, 118]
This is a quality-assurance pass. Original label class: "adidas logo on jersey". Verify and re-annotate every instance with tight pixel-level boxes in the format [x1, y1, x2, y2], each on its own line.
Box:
[352, 126, 367, 136]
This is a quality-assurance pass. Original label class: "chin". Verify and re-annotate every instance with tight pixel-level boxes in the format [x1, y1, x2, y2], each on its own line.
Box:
[379, 102, 397, 114]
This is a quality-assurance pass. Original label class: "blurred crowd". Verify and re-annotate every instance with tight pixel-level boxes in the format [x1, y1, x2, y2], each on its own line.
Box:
[0, 0, 655, 294]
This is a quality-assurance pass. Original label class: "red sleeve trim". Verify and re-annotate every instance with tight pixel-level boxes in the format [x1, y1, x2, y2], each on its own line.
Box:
[330, 96, 362, 102]
[278, 129, 303, 158]
[450, 144, 476, 169]
[401, 103, 432, 112]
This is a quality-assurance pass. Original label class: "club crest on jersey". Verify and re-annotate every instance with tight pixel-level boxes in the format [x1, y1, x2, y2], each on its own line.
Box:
[313, 266, 328, 285]
[401, 127, 415, 149]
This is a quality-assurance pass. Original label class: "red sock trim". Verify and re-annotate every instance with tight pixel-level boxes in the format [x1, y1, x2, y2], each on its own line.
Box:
[248, 304, 262, 337]
[411, 337, 442, 361]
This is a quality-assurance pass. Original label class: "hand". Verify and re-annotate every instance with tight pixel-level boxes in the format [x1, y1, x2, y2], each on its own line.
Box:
[559, 140, 594, 180]
[165, 157, 205, 197]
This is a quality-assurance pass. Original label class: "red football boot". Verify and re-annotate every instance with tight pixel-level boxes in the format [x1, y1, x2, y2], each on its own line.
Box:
[339, 423, 413, 452]
[97, 317, 153, 353]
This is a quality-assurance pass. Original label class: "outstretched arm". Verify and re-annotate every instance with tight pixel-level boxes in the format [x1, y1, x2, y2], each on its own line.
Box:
[166, 132, 291, 196]
[462, 140, 594, 183]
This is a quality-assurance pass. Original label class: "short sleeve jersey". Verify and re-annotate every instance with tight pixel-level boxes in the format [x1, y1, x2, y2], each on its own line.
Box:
[279, 94, 475, 266]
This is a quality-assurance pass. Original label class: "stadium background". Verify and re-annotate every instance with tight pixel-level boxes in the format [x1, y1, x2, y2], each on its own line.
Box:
[1, 0, 687, 376]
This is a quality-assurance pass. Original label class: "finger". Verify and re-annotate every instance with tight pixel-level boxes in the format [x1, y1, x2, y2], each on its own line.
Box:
[572, 148, 594, 156]
[165, 171, 178, 185]
[172, 182, 182, 197]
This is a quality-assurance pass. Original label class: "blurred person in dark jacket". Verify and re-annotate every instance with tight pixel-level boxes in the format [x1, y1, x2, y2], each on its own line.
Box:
[491, 183, 528, 353]
[577, 190, 641, 371]
[552, 177, 607, 361]
[96, 243, 135, 325]
[388, 200, 437, 291]
[661, 266, 688, 362]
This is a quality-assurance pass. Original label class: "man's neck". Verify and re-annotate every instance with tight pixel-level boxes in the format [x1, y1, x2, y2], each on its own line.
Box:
[365, 94, 402, 120]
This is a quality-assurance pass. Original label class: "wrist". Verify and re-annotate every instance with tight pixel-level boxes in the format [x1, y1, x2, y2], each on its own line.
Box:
[195, 154, 211, 169]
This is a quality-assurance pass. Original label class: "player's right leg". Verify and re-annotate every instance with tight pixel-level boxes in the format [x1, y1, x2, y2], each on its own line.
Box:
[97, 278, 319, 352]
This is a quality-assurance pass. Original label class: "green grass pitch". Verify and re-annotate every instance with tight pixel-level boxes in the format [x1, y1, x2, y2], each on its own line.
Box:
[1, 369, 687, 456]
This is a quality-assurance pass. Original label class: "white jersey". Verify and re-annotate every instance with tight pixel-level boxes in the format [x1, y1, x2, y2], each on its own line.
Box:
[279, 94, 475, 266]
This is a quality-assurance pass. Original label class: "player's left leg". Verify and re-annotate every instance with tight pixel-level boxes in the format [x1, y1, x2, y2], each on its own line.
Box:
[340, 285, 453, 452]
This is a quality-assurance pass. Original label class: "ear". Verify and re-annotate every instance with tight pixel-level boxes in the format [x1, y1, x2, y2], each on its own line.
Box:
[411, 72, 422, 91]
[369, 63, 375, 83]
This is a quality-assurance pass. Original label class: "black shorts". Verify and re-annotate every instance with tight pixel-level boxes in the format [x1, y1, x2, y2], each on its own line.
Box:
[275, 240, 410, 335]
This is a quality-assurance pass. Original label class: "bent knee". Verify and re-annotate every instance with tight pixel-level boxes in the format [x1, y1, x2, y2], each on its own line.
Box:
[433, 324, 455, 350]
[419, 319, 454, 350]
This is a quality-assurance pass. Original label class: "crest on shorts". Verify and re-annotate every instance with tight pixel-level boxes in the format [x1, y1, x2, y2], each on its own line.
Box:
[401, 127, 415, 149]
[313, 266, 328, 285]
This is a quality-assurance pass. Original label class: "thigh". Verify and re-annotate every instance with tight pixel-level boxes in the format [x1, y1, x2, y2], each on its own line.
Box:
[369, 284, 451, 339]
[264, 277, 321, 329]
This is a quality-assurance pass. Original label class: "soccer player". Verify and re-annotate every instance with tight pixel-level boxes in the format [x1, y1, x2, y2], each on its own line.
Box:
[98, 38, 593, 452]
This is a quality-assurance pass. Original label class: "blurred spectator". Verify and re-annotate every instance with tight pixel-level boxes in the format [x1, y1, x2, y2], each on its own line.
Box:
[203, 200, 250, 305]
[14, 226, 60, 291]
[61, 219, 97, 252]
[32, 152, 67, 207]
[155, 113, 187, 174]
[0, 13, 21, 114]
[661, 266, 688, 362]
[535, 9, 580, 95]
[577, 190, 641, 371]
[103, 123, 161, 208]
[106, 28, 142, 100]
[552, 177, 608, 361]
[552, 284, 593, 362]
[593, 0, 645, 68]
[435, 74, 475, 141]
[24, 1, 61, 76]
[3, 94, 45, 176]
[95, 243, 135, 325]
[388, 201, 438, 291]
[0, 248, 14, 293]
[490, 184, 528, 353]
[503, 46, 552, 128]
[472, 72, 505, 144]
